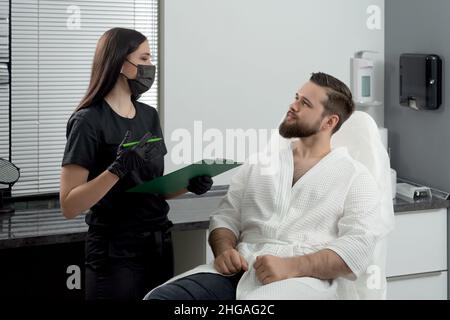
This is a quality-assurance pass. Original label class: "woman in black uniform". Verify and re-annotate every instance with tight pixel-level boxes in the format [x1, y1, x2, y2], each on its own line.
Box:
[59, 28, 213, 300]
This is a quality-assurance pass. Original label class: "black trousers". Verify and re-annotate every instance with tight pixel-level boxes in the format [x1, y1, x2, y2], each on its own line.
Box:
[85, 226, 174, 300]
[145, 272, 243, 300]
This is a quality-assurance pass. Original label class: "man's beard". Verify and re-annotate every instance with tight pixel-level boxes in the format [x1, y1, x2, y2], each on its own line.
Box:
[278, 117, 322, 138]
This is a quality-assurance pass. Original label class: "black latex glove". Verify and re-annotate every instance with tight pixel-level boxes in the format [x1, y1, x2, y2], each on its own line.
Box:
[187, 175, 213, 195]
[108, 130, 164, 179]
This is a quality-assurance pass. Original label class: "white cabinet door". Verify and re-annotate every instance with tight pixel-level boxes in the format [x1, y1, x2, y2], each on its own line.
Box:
[386, 208, 447, 277]
[387, 272, 447, 300]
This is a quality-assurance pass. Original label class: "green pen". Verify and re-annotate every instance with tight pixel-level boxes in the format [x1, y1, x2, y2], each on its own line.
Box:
[123, 137, 162, 148]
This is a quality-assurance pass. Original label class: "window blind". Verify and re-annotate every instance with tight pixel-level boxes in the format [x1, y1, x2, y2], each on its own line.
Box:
[0, 0, 9, 168]
[11, 0, 159, 195]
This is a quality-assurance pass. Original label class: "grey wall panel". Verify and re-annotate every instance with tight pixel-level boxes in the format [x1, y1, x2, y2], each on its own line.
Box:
[385, 0, 450, 192]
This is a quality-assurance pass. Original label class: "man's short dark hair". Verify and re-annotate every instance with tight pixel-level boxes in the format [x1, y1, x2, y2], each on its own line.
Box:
[310, 72, 355, 133]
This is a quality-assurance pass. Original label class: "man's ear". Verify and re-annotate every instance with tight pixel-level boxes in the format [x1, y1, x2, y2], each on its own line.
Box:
[326, 114, 340, 130]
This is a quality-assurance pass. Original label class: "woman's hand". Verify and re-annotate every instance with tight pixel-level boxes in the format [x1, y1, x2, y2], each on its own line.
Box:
[187, 176, 213, 195]
[108, 130, 163, 179]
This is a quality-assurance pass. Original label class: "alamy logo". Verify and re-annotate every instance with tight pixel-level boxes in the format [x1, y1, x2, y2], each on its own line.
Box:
[366, 265, 382, 290]
[366, 5, 381, 30]
[66, 5, 81, 30]
[66, 265, 81, 290]
[170, 121, 281, 176]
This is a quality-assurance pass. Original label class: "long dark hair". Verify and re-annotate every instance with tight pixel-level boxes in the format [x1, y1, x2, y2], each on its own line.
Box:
[76, 28, 147, 111]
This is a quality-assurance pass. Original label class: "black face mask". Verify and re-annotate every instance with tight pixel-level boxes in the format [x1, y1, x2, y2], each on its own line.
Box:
[123, 59, 156, 99]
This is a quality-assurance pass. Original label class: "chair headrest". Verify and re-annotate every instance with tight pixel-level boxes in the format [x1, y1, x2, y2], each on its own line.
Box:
[331, 111, 386, 183]
[332, 111, 394, 234]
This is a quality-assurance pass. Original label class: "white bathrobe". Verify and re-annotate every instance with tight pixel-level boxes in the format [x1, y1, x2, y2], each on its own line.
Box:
[145, 143, 389, 300]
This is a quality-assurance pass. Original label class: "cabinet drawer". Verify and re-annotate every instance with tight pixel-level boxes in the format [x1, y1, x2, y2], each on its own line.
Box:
[387, 271, 447, 300]
[386, 208, 447, 277]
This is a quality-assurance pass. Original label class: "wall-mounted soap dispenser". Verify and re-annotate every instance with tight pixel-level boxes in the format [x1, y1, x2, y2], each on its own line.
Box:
[399, 53, 442, 110]
[351, 51, 378, 105]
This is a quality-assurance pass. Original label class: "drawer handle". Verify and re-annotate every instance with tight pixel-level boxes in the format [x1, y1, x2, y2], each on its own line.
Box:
[388, 271, 443, 282]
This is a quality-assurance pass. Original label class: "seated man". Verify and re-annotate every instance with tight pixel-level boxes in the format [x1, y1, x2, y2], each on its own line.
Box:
[145, 72, 389, 300]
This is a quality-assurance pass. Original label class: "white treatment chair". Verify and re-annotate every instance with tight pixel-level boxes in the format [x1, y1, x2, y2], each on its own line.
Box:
[331, 110, 395, 299]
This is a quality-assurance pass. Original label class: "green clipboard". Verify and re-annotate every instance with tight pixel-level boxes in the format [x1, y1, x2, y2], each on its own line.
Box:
[127, 159, 242, 195]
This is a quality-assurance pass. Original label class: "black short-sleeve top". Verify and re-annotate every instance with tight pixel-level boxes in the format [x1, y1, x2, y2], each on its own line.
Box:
[62, 99, 169, 231]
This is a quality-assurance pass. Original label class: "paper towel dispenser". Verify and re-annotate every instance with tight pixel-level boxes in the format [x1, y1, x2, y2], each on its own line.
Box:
[399, 53, 442, 110]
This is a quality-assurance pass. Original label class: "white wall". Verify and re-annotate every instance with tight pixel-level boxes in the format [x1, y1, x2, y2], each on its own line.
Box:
[162, 0, 385, 185]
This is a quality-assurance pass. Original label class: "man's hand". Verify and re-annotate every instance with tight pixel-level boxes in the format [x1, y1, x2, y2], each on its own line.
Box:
[214, 248, 248, 275]
[254, 255, 303, 285]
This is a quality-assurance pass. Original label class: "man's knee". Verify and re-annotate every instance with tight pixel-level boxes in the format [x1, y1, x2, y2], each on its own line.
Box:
[145, 272, 238, 300]
[145, 282, 194, 300]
